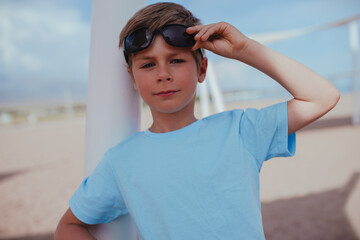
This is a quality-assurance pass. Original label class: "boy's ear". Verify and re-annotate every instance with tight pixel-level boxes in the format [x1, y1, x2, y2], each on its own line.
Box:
[198, 57, 208, 83]
[127, 67, 139, 91]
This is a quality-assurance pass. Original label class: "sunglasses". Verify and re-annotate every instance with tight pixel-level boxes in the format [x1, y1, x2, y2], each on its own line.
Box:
[123, 24, 203, 63]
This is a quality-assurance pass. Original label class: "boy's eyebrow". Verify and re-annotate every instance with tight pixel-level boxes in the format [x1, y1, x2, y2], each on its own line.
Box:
[134, 51, 186, 61]
[134, 55, 154, 60]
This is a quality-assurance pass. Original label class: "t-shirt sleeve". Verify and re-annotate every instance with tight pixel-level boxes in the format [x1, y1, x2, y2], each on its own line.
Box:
[69, 149, 128, 224]
[239, 101, 296, 170]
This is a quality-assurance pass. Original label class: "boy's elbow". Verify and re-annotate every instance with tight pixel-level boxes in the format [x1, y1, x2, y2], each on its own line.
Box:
[328, 86, 340, 109]
[320, 85, 340, 113]
[55, 208, 95, 240]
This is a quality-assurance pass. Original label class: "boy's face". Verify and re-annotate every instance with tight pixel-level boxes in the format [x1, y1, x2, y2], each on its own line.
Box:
[128, 34, 207, 115]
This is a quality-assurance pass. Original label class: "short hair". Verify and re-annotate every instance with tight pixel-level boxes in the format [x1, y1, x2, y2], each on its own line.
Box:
[119, 2, 203, 69]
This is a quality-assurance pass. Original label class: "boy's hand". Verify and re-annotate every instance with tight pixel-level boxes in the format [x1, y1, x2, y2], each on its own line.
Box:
[187, 22, 249, 60]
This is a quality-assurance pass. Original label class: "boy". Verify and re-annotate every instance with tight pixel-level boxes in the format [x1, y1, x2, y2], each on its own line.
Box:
[55, 2, 340, 239]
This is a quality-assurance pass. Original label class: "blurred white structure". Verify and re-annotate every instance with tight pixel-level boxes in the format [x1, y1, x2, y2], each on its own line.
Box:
[85, 0, 144, 239]
[349, 21, 359, 125]
[199, 60, 226, 117]
[27, 113, 38, 124]
[0, 112, 13, 124]
[199, 80, 211, 117]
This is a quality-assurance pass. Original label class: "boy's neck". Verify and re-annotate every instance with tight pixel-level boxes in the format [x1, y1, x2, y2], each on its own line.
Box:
[149, 105, 198, 133]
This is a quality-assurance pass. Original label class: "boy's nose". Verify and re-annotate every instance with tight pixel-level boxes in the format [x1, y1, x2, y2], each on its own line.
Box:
[157, 76, 171, 82]
[157, 68, 172, 82]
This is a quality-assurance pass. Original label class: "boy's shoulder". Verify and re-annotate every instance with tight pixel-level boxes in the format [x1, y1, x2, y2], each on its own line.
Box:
[202, 102, 287, 132]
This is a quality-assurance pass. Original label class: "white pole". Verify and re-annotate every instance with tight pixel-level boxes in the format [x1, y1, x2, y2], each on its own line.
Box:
[85, 0, 145, 239]
[199, 81, 211, 117]
[350, 21, 359, 125]
[206, 60, 225, 113]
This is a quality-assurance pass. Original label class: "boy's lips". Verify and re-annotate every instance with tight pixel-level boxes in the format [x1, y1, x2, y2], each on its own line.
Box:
[154, 90, 180, 97]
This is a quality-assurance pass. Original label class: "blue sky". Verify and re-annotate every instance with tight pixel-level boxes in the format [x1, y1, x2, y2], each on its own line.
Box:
[0, 0, 359, 104]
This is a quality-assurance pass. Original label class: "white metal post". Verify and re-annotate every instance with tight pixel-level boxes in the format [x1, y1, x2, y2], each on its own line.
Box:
[350, 21, 359, 125]
[206, 60, 225, 113]
[199, 81, 211, 117]
[85, 0, 145, 239]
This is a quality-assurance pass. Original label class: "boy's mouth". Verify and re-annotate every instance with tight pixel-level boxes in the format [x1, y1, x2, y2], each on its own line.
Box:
[154, 90, 179, 97]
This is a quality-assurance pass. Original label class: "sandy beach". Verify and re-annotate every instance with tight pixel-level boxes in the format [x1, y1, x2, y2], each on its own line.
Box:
[0, 93, 359, 240]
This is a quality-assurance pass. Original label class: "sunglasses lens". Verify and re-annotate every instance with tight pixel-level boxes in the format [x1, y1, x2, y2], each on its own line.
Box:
[125, 28, 152, 53]
[161, 25, 196, 47]
[123, 25, 198, 61]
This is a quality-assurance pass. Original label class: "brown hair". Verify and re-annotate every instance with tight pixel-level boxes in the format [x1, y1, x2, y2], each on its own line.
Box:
[119, 2, 203, 68]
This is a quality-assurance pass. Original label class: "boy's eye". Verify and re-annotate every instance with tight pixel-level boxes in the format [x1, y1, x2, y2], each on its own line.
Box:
[171, 59, 185, 64]
[141, 62, 155, 68]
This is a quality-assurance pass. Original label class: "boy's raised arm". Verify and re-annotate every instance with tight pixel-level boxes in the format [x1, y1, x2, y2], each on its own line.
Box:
[187, 22, 340, 134]
[55, 208, 96, 240]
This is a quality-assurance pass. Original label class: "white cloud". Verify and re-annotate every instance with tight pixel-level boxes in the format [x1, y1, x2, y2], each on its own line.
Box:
[0, 1, 91, 102]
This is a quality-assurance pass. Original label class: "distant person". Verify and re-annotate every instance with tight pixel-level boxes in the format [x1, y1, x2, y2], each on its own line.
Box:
[55, 2, 340, 239]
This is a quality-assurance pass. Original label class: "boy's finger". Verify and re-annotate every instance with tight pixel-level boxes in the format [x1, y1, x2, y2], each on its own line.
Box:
[192, 39, 213, 52]
[193, 25, 213, 41]
[195, 25, 219, 42]
[191, 39, 204, 51]
[200, 28, 219, 42]
[186, 25, 204, 34]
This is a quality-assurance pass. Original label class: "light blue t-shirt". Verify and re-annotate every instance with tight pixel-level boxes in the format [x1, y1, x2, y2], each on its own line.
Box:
[70, 101, 296, 240]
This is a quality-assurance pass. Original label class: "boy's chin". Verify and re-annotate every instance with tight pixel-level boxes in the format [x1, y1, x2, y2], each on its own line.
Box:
[147, 96, 197, 115]
[149, 105, 192, 115]
[150, 107, 183, 115]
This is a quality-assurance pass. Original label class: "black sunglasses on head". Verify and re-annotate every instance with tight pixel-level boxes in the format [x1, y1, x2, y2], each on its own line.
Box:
[123, 24, 203, 63]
